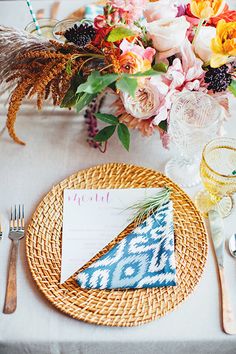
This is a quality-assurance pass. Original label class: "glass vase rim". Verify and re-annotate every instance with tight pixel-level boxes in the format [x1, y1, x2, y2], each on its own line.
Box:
[25, 18, 59, 32]
[202, 137, 236, 179]
[53, 18, 91, 28]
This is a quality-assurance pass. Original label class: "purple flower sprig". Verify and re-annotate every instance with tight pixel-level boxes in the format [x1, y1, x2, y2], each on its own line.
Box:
[84, 94, 106, 152]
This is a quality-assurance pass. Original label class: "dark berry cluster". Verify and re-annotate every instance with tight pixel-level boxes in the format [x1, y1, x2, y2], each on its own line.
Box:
[204, 65, 232, 93]
[64, 23, 96, 47]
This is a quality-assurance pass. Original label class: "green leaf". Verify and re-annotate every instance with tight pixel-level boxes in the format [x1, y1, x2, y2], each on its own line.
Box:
[153, 62, 168, 73]
[61, 74, 85, 108]
[117, 123, 130, 151]
[95, 113, 119, 125]
[66, 60, 72, 75]
[76, 92, 97, 113]
[158, 120, 168, 132]
[61, 88, 78, 108]
[128, 69, 161, 77]
[107, 27, 135, 42]
[116, 76, 138, 97]
[76, 71, 118, 94]
[229, 79, 236, 97]
[94, 125, 116, 142]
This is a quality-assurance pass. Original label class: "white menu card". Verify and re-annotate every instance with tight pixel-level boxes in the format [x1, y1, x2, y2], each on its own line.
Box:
[61, 188, 161, 283]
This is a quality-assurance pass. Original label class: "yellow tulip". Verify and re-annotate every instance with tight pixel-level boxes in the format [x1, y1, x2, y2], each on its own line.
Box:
[190, 0, 225, 19]
[210, 19, 236, 67]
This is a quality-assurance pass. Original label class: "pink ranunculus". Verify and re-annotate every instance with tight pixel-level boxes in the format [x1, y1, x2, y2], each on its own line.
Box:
[94, 15, 107, 29]
[120, 39, 156, 63]
[144, 0, 179, 22]
[109, 0, 148, 21]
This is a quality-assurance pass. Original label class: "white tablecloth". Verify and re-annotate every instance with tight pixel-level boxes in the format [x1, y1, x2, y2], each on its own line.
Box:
[1, 1, 236, 354]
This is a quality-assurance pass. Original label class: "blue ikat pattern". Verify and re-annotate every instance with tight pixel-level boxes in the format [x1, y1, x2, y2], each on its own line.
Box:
[76, 200, 176, 289]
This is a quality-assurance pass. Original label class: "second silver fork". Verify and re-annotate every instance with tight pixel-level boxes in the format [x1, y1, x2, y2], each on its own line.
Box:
[3, 205, 25, 314]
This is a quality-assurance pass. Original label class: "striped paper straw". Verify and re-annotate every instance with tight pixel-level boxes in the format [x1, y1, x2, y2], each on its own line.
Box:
[25, 0, 42, 36]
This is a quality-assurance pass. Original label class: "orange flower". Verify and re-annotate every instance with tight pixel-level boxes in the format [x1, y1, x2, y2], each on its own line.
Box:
[190, 0, 225, 19]
[119, 52, 151, 74]
[209, 8, 236, 26]
[211, 19, 236, 67]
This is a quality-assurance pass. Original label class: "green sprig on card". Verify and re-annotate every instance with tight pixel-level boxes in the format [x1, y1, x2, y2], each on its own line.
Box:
[94, 113, 130, 151]
[128, 187, 171, 226]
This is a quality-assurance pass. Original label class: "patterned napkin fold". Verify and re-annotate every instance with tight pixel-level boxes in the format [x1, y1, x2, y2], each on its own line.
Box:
[76, 193, 177, 290]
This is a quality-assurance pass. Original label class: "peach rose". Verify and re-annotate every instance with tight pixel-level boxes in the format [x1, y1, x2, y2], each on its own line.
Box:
[120, 78, 170, 121]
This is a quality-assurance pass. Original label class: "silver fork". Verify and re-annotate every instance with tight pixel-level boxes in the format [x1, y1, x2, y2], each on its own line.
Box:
[3, 205, 24, 314]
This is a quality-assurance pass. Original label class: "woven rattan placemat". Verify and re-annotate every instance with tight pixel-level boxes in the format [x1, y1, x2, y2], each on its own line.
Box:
[26, 163, 208, 327]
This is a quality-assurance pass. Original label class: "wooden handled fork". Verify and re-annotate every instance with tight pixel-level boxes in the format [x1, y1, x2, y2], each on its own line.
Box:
[3, 205, 25, 314]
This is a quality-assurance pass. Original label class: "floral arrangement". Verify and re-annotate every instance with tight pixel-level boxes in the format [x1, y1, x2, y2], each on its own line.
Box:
[0, 0, 236, 151]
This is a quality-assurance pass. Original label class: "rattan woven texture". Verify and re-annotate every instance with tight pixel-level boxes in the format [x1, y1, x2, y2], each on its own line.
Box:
[26, 163, 208, 327]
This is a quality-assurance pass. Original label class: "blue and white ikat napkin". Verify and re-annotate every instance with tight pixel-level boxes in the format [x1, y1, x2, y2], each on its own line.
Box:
[76, 198, 177, 289]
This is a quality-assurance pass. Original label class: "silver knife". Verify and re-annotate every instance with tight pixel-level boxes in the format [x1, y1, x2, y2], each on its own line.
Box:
[208, 210, 236, 334]
[0, 218, 2, 240]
